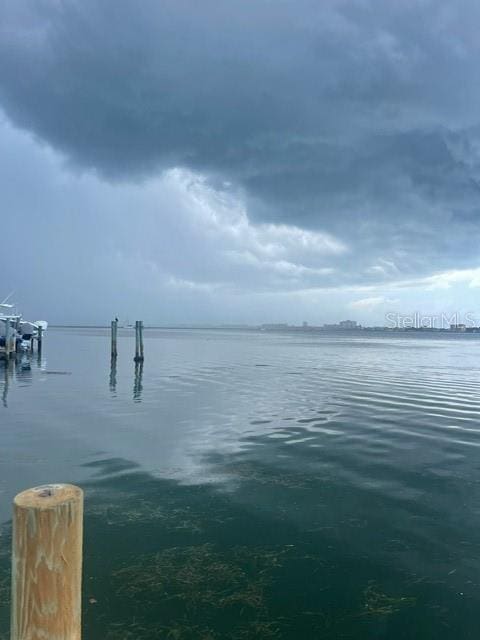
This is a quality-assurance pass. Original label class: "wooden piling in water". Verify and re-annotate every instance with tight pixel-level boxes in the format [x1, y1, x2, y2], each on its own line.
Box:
[11, 484, 84, 640]
[134, 321, 139, 361]
[111, 319, 118, 358]
[139, 320, 144, 361]
[37, 325, 43, 353]
[4, 319, 11, 360]
[134, 320, 144, 362]
[4, 319, 14, 360]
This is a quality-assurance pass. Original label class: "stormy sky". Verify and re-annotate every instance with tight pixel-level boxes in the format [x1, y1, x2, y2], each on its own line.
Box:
[1, 0, 480, 325]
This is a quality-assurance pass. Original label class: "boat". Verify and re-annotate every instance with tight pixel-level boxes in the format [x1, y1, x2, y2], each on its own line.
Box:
[0, 295, 48, 354]
[120, 318, 134, 329]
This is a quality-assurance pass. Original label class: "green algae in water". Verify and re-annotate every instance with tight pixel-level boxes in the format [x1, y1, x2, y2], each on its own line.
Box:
[112, 542, 286, 604]
[104, 620, 282, 640]
[104, 621, 218, 640]
[109, 543, 291, 638]
[216, 461, 315, 490]
[361, 582, 416, 617]
[87, 497, 204, 534]
[0, 532, 10, 640]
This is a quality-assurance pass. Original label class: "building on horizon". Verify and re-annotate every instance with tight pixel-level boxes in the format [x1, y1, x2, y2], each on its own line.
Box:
[339, 320, 359, 329]
[450, 324, 467, 332]
[323, 320, 361, 330]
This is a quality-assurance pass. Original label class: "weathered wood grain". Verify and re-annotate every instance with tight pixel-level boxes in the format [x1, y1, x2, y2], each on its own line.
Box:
[11, 484, 83, 640]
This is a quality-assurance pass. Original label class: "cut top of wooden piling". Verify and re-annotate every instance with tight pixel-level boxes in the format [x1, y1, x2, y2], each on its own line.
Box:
[14, 483, 82, 510]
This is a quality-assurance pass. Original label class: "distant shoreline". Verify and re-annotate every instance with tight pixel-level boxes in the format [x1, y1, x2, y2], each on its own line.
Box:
[49, 324, 480, 334]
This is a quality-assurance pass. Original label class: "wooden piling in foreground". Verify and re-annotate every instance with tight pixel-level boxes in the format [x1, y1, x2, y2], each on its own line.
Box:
[111, 319, 118, 358]
[11, 484, 84, 640]
[37, 325, 43, 353]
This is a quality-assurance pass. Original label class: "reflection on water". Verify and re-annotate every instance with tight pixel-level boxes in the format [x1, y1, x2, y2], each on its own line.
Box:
[1, 328, 480, 639]
[1, 360, 10, 407]
[109, 356, 117, 396]
[1, 355, 34, 407]
[16, 354, 32, 384]
[133, 360, 143, 403]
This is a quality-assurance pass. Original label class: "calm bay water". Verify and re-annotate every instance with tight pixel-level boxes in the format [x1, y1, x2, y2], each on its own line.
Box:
[2, 327, 480, 638]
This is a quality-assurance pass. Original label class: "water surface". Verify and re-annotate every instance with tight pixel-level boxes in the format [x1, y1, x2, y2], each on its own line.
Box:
[1, 328, 480, 638]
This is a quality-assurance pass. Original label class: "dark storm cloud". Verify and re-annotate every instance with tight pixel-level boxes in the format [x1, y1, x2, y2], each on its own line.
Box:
[1, 0, 480, 286]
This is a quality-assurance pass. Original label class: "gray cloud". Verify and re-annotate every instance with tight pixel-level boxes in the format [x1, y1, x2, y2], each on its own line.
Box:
[1, 0, 480, 319]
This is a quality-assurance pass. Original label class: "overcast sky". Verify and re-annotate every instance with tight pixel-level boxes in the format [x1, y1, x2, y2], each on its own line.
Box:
[1, 0, 480, 325]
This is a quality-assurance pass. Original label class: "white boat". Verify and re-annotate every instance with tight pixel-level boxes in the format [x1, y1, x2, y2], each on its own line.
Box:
[0, 295, 48, 353]
[120, 318, 134, 329]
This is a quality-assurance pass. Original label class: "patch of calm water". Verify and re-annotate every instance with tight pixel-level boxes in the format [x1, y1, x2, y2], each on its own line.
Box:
[1, 328, 480, 638]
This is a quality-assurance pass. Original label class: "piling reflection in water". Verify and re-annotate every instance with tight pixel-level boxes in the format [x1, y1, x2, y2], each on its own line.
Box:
[1, 356, 30, 406]
[133, 360, 143, 402]
[0, 350, 46, 406]
[1, 360, 11, 407]
[109, 356, 117, 396]
[107, 353, 144, 401]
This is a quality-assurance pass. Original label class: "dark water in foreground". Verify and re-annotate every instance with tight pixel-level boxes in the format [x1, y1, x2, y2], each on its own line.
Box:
[1, 327, 480, 638]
